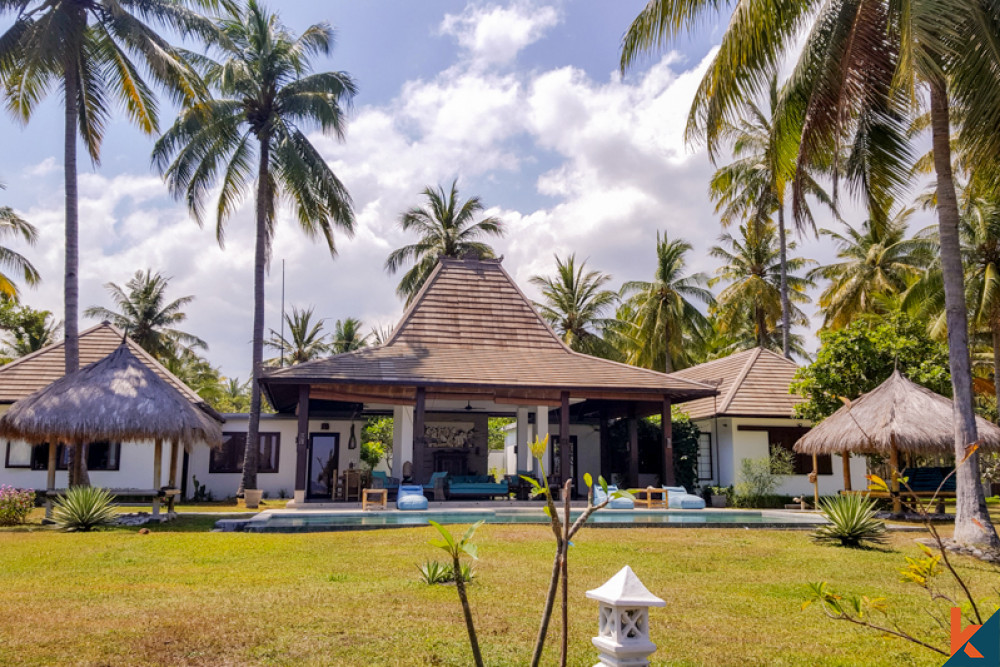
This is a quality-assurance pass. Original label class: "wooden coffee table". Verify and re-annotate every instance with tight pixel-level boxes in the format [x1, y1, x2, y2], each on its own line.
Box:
[632, 486, 667, 509]
[362, 488, 387, 511]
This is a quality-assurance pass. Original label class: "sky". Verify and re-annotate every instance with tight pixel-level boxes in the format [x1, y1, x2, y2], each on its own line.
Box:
[0, 0, 936, 380]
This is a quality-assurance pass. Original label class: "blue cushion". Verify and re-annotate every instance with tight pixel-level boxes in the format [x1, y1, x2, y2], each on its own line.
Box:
[396, 485, 428, 510]
[593, 485, 634, 510]
[663, 486, 706, 510]
[422, 471, 448, 489]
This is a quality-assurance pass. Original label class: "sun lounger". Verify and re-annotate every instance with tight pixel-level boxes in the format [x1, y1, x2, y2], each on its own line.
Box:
[662, 486, 706, 509]
[593, 484, 634, 510]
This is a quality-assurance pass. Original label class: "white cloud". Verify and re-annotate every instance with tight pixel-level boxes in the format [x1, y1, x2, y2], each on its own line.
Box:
[441, 1, 560, 67]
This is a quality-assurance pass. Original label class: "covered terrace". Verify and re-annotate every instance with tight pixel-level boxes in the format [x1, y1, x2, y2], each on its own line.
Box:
[261, 257, 716, 505]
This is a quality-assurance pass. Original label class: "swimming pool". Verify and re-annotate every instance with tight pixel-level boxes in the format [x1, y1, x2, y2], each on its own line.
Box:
[218, 508, 825, 533]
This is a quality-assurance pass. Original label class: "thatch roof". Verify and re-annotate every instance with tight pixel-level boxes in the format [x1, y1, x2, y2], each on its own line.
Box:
[794, 370, 1000, 455]
[0, 343, 223, 449]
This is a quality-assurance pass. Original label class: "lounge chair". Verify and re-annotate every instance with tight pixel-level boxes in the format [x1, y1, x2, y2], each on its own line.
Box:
[593, 484, 634, 510]
[663, 486, 706, 509]
[396, 485, 429, 511]
[422, 471, 449, 500]
[370, 470, 400, 493]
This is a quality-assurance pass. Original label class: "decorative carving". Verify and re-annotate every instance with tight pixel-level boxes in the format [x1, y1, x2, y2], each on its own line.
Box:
[424, 422, 476, 449]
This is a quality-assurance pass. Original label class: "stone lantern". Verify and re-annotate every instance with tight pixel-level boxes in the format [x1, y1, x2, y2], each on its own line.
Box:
[586, 565, 666, 667]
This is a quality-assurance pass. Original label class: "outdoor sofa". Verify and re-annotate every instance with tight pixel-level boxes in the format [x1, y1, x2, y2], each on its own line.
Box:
[446, 475, 509, 499]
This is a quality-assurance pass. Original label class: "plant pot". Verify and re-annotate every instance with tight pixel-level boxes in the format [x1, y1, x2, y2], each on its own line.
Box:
[710, 494, 727, 509]
[244, 489, 263, 509]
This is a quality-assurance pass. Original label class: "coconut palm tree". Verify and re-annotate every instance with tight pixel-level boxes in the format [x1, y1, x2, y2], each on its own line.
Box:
[265, 306, 328, 365]
[385, 181, 505, 303]
[0, 304, 59, 361]
[0, 184, 39, 300]
[710, 223, 813, 354]
[618, 233, 713, 372]
[370, 323, 393, 347]
[153, 1, 356, 494]
[530, 254, 619, 359]
[811, 207, 933, 329]
[85, 269, 205, 361]
[330, 317, 368, 354]
[620, 0, 1000, 548]
[709, 74, 833, 359]
[216, 376, 251, 414]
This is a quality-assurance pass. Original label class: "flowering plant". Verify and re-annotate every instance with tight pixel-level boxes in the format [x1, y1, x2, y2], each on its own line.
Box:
[0, 484, 34, 526]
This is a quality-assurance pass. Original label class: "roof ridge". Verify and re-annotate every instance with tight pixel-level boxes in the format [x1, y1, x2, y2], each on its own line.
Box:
[755, 346, 799, 367]
[494, 260, 569, 350]
[0, 321, 109, 375]
[718, 347, 762, 414]
[384, 260, 447, 347]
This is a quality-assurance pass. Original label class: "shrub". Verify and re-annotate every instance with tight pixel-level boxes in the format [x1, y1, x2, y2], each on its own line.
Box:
[0, 485, 34, 526]
[735, 449, 793, 501]
[416, 559, 475, 585]
[52, 486, 118, 532]
[811, 493, 887, 548]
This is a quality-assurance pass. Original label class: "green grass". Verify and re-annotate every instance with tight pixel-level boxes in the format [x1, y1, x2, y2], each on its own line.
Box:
[0, 520, 997, 666]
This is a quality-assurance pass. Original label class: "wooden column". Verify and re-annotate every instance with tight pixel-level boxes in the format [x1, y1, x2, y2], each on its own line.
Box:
[152, 438, 163, 518]
[294, 385, 309, 503]
[44, 441, 57, 519]
[811, 454, 820, 508]
[559, 392, 571, 495]
[628, 405, 639, 489]
[889, 438, 901, 515]
[841, 452, 852, 492]
[168, 439, 180, 513]
[661, 396, 674, 486]
[599, 408, 611, 484]
[413, 387, 426, 485]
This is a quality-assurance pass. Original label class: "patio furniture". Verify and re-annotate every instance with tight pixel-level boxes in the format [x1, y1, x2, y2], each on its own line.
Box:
[663, 486, 706, 509]
[422, 471, 449, 501]
[362, 488, 387, 511]
[447, 475, 509, 499]
[593, 484, 634, 510]
[344, 469, 362, 502]
[397, 485, 429, 511]
[370, 470, 400, 494]
[632, 486, 667, 509]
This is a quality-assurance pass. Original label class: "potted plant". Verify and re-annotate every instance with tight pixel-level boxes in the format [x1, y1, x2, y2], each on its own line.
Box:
[709, 485, 731, 508]
[244, 488, 263, 509]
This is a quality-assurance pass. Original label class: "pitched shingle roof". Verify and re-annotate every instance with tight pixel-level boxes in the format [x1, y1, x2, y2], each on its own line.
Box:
[263, 258, 716, 406]
[670, 348, 804, 420]
[0, 322, 222, 421]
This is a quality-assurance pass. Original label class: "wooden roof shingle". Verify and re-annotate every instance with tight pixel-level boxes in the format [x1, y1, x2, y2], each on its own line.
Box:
[263, 258, 716, 406]
[670, 348, 804, 420]
[0, 322, 222, 421]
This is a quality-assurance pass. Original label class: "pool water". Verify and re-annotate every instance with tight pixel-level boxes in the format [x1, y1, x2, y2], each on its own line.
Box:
[230, 509, 822, 533]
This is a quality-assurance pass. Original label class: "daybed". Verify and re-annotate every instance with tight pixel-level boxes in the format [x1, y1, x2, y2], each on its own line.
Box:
[663, 486, 706, 509]
[594, 484, 634, 510]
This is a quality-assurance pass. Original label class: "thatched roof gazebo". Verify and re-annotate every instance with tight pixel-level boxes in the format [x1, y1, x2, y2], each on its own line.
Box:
[794, 370, 1000, 510]
[0, 342, 223, 516]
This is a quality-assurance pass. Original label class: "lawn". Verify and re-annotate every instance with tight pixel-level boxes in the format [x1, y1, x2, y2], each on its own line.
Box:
[0, 518, 997, 666]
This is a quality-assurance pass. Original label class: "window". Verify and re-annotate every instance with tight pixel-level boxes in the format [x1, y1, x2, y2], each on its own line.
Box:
[5, 442, 121, 471]
[738, 425, 831, 475]
[210, 432, 280, 474]
[697, 433, 713, 481]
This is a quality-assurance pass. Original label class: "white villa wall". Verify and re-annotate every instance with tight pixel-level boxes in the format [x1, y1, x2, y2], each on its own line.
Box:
[692, 416, 867, 497]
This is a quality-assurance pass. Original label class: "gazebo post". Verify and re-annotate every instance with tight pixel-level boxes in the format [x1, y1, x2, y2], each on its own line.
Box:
[811, 454, 820, 507]
[559, 391, 570, 494]
[661, 396, 674, 486]
[599, 408, 610, 483]
[45, 441, 57, 519]
[168, 438, 180, 513]
[841, 452, 852, 492]
[628, 405, 639, 488]
[152, 438, 162, 518]
[889, 436, 901, 515]
[413, 387, 426, 485]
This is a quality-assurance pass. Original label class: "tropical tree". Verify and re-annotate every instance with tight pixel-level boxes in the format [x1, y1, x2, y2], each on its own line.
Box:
[85, 269, 205, 361]
[0, 183, 39, 300]
[370, 323, 393, 347]
[162, 349, 223, 407]
[709, 223, 813, 355]
[266, 306, 329, 365]
[620, 0, 1000, 548]
[385, 181, 505, 303]
[0, 0, 214, 487]
[530, 254, 619, 359]
[214, 376, 251, 414]
[153, 1, 357, 494]
[709, 74, 832, 358]
[330, 317, 368, 354]
[0, 301, 59, 361]
[618, 233, 713, 372]
[811, 206, 933, 329]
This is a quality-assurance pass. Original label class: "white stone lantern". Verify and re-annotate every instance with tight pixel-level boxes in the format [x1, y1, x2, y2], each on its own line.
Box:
[586, 565, 666, 667]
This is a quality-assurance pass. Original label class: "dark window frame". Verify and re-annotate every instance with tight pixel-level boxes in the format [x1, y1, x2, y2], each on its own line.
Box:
[210, 432, 281, 474]
[4, 441, 32, 468]
[7, 442, 122, 472]
[697, 432, 713, 481]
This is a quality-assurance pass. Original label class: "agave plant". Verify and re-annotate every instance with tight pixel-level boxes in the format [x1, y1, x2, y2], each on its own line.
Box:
[812, 494, 887, 548]
[52, 486, 118, 532]
[417, 560, 452, 585]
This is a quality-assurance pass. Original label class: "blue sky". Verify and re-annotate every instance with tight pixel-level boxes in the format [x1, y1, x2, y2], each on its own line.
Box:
[0, 1, 923, 379]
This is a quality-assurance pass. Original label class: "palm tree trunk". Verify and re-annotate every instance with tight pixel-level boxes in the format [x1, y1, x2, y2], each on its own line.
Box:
[63, 64, 88, 487]
[929, 75, 999, 549]
[241, 138, 270, 494]
[993, 325, 1000, 425]
[663, 321, 673, 373]
[777, 203, 791, 359]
